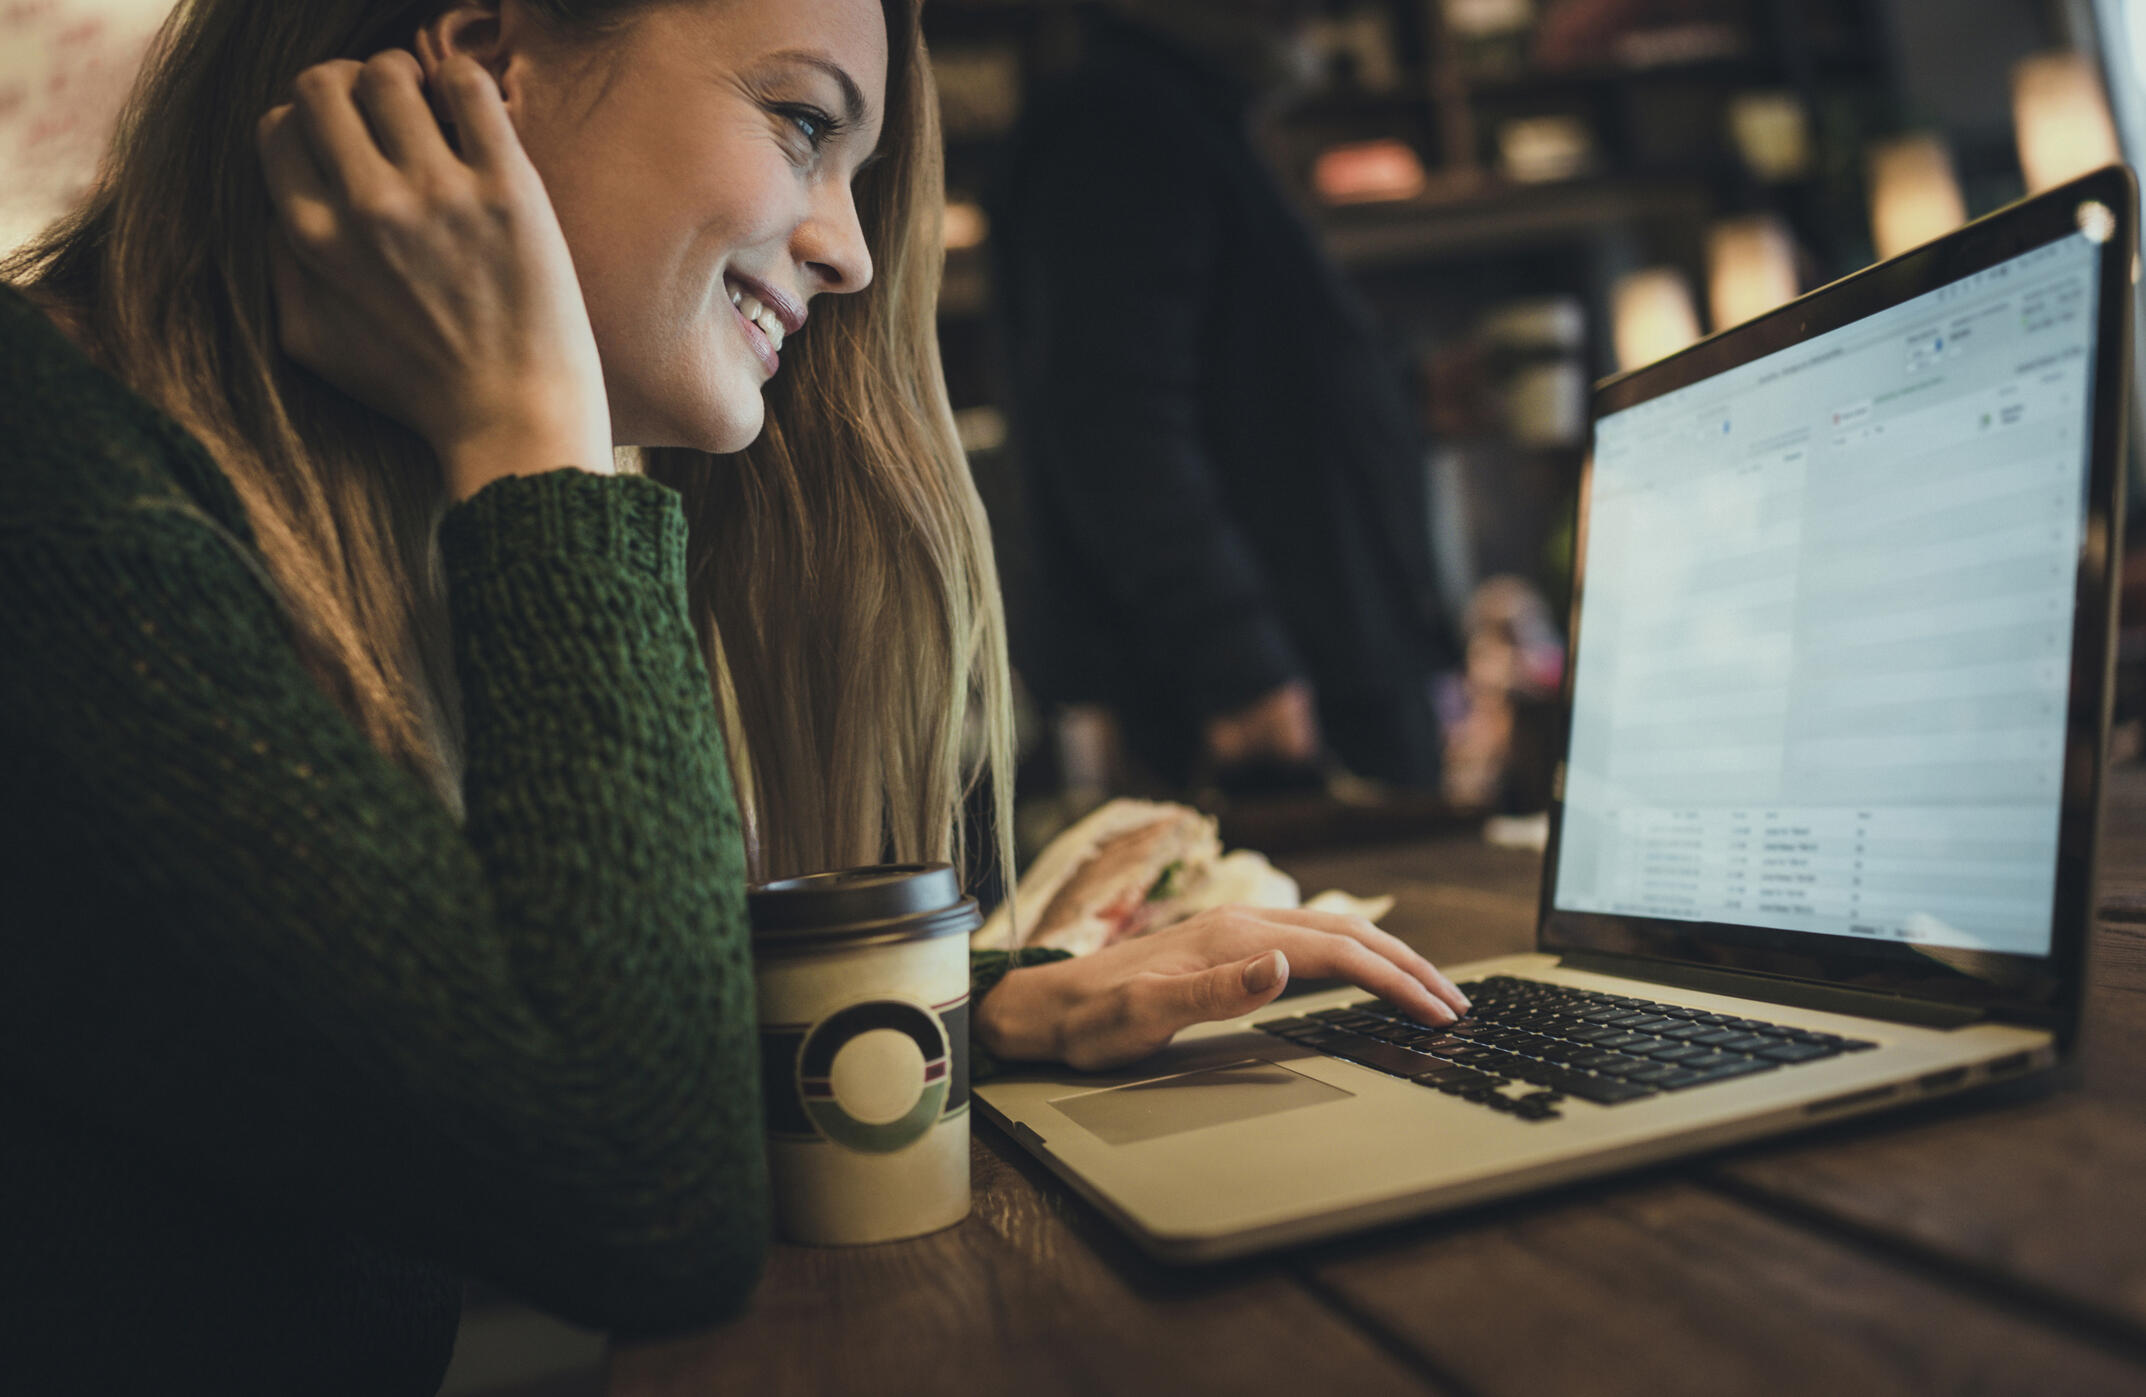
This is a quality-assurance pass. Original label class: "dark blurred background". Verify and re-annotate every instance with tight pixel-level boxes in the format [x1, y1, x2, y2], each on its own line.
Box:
[917, 0, 2146, 856]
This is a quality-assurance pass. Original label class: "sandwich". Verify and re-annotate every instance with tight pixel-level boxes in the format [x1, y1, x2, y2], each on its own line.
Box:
[975, 798, 1395, 957]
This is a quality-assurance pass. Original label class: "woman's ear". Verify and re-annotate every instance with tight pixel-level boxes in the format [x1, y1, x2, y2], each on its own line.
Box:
[412, 3, 513, 125]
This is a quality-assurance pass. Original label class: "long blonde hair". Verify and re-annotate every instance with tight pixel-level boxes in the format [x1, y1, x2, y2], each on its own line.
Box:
[5, 0, 1015, 886]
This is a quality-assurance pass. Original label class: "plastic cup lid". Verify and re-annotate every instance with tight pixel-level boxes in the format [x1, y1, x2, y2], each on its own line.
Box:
[747, 862, 973, 942]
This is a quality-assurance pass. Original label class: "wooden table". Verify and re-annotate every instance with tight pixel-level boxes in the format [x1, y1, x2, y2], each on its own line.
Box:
[597, 771, 2146, 1397]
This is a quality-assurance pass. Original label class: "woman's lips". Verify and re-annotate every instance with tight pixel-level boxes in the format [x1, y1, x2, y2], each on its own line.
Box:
[729, 294, 781, 378]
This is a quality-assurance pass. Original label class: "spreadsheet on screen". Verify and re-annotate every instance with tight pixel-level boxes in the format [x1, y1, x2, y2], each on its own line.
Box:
[1556, 231, 2103, 958]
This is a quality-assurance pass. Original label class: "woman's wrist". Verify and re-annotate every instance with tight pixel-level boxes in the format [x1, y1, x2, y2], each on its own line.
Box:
[975, 960, 1070, 1066]
[437, 412, 614, 502]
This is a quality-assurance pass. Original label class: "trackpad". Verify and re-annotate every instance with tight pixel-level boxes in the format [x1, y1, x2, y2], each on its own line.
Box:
[1051, 1059, 1354, 1146]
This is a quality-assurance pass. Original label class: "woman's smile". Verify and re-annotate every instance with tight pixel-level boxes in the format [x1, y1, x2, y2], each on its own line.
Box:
[724, 271, 805, 376]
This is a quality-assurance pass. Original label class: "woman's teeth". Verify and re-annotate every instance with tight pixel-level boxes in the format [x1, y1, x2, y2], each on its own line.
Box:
[728, 283, 785, 351]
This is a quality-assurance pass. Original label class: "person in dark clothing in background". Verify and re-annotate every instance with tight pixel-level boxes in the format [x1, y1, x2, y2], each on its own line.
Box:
[990, 0, 1459, 791]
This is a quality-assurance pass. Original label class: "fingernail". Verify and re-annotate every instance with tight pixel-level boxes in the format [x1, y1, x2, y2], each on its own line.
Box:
[1242, 950, 1283, 994]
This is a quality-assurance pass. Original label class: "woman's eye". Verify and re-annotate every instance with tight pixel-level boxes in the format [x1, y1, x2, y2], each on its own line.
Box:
[777, 105, 840, 153]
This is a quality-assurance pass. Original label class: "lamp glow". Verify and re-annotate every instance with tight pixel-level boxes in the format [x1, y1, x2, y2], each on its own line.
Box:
[1706, 215, 1800, 331]
[1612, 267, 1702, 372]
[1867, 134, 1967, 261]
[2013, 51, 2121, 194]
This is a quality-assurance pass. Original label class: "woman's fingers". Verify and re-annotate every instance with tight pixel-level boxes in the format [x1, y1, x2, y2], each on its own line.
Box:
[257, 105, 334, 239]
[289, 60, 396, 203]
[351, 49, 457, 174]
[1254, 906, 1471, 1017]
[433, 54, 521, 174]
[1214, 916, 1455, 1026]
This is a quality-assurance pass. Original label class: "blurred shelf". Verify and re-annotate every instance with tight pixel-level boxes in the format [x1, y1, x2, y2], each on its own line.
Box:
[1317, 175, 1715, 269]
[1463, 51, 1888, 102]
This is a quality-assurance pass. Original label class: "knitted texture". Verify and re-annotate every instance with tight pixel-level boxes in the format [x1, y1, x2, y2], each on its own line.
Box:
[0, 285, 772, 1393]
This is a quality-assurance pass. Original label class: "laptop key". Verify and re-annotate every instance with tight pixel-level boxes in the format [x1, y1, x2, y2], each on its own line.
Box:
[1758, 1040, 1838, 1063]
[1320, 1033, 1440, 1079]
[1255, 1017, 1319, 1034]
[1716, 1034, 1775, 1053]
[1561, 1074, 1659, 1104]
[1574, 1050, 1637, 1072]
[1677, 1057, 1781, 1086]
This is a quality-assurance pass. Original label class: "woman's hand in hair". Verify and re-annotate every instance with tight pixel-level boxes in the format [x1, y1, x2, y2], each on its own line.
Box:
[972, 908, 1471, 1073]
[257, 51, 614, 500]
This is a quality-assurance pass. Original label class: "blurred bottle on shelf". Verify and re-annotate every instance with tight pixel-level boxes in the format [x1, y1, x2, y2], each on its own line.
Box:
[1441, 576, 1565, 812]
[1443, 0, 1537, 81]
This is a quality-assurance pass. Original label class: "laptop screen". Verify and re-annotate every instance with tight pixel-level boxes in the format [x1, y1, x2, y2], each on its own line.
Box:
[1552, 230, 2105, 960]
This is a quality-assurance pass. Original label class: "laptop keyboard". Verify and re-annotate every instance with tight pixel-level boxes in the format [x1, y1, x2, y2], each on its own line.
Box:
[1254, 975, 1878, 1122]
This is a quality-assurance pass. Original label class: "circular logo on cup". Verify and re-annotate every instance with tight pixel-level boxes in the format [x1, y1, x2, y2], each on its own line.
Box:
[796, 1000, 950, 1153]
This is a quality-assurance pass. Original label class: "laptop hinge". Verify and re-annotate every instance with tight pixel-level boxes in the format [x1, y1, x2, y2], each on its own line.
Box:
[1555, 951, 1985, 1029]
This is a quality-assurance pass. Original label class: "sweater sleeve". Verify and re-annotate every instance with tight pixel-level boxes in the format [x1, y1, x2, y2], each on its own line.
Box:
[0, 468, 766, 1337]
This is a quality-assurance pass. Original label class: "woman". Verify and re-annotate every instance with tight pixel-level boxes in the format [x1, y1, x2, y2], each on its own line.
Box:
[0, 0, 1468, 1391]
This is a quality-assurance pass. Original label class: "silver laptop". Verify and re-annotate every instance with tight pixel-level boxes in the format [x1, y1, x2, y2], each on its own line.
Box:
[975, 167, 2138, 1263]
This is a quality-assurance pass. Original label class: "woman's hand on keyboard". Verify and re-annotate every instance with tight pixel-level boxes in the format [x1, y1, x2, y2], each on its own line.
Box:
[974, 907, 1472, 1073]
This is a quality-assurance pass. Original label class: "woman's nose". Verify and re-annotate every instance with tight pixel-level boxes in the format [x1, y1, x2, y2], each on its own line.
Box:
[796, 179, 873, 297]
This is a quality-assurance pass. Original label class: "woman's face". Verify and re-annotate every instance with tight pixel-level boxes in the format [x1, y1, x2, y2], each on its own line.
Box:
[484, 0, 887, 452]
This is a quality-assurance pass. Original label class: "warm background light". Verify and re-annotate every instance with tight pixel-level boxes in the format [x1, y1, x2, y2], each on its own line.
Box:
[941, 201, 989, 252]
[1866, 133, 1968, 260]
[1727, 91, 1813, 183]
[1612, 267, 1702, 372]
[2012, 50, 2121, 194]
[1706, 214, 1800, 331]
[1313, 139, 1429, 205]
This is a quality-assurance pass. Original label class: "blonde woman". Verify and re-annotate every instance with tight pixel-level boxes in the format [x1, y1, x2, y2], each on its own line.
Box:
[0, 0, 1468, 1390]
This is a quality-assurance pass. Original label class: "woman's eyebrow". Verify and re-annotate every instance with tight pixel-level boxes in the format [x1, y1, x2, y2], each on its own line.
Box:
[760, 49, 871, 127]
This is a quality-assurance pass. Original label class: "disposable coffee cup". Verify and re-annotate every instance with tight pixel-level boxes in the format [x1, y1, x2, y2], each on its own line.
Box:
[749, 863, 978, 1246]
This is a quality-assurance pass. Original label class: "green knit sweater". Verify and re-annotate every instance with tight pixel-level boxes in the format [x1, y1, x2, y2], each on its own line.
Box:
[0, 285, 1064, 1395]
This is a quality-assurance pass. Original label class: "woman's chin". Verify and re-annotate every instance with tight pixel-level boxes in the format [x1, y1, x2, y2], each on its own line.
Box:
[628, 395, 766, 455]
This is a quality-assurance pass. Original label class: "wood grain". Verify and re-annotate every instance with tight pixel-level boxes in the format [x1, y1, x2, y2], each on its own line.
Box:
[1299, 1180, 2146, 1397]
[607, 1125, 1443, 1397]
